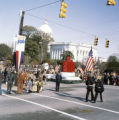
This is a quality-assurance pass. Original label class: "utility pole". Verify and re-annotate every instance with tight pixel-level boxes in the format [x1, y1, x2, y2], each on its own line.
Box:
[19, 10, 25, 35]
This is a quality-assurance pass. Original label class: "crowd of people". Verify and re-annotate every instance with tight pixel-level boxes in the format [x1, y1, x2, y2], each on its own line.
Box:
[0, 64, 63, 95]
[75, 68, 119, 86]
[0, 64, 119, 104]
[0, 65, 49, 95]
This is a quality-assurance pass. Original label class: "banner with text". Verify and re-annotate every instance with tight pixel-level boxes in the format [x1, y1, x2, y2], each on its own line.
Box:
[15, 35, 26, 72]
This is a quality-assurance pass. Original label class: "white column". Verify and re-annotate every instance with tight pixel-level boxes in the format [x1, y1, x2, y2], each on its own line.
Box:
[56, 49, 58, 60]
[53, 49, 55, 60]
[54, 49, 56, 60]
[59, 49, 61, 60]
[51, 50, 53, 59]
[55, 49, 57, 60]
[58, 49, 60, 60]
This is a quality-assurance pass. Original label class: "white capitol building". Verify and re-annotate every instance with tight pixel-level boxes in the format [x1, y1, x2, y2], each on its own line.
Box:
[50, 42, 98, 62]
[39, 21, 99, 62]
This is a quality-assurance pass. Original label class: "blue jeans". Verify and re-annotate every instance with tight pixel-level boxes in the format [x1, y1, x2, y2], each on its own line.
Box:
[0, 83, 2, 95]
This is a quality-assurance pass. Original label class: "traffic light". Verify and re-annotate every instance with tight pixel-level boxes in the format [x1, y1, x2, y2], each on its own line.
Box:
[107, 0, 116, 6]
[105, 40, 109, 48]
[94, 36, 98, 46]
[59, 1, 67, 18]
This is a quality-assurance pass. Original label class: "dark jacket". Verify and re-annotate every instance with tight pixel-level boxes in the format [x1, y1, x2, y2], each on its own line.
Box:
[86, 75, 94, 90]
[95, 80, 104, 93]
[56, 73, 62, 83]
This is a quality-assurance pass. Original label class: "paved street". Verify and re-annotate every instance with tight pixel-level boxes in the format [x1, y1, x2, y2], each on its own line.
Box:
[0, 82, 119, 120]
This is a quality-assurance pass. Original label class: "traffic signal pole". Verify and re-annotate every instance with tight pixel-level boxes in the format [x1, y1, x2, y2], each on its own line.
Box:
[18, 10, 25, 35]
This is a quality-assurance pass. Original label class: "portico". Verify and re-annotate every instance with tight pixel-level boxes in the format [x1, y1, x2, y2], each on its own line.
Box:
[49, 42, 98, 62]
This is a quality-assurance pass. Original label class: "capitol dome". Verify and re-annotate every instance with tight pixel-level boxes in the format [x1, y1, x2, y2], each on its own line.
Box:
[39, 21, 53, 38]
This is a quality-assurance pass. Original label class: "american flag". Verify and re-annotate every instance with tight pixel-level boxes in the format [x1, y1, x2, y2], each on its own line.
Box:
[86, 47, 94, 72]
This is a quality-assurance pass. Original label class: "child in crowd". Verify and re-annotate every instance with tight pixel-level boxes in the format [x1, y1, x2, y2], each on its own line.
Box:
[37, 79, 43, 93]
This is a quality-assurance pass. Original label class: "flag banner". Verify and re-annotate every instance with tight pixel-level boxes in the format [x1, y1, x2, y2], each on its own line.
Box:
[86, 47, 94, 72]
[15, 35, 26, 72]
[16, 51, 24, 72]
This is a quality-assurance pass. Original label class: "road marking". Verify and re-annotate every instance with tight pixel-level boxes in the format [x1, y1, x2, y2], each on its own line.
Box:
[34, 94, 119, 114]
[2, 94, 87, 120]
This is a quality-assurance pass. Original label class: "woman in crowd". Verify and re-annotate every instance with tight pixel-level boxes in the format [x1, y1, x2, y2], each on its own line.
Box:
[94, 74, 104, 103]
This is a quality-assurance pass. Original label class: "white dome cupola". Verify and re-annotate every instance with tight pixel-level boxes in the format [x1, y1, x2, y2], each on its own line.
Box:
[39, 21, 53, 38]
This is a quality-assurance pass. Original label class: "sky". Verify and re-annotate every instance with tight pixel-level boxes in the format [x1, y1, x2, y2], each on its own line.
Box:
[0, 0, 119, 59]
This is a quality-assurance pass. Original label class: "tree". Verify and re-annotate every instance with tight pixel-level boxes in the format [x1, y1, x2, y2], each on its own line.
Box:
[23, 25, 38, 39]
[107, 56, 118, 63]
[25, 39, 39, 60]
[94, 60, 107, 73]
[23, 25, 52, 64]
[105, 56, 119, 73]
[0, 44, 12, 61]
[60, 51, 74, 60]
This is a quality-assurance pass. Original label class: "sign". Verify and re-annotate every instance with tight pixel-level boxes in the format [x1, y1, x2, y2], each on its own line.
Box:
[15, 35, 26, 72]
[16, 35, 26, 51]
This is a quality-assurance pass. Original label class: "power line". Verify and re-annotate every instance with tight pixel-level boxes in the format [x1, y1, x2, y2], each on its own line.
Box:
[26, 13, 96, 37]
[25, 0, 60, 12]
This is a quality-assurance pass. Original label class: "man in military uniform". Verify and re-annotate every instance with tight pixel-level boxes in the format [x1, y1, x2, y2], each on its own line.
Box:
[6, 70, 14, 94]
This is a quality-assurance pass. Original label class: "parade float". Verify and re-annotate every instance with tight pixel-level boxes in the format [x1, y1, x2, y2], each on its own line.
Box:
[45, 56, 81, 84]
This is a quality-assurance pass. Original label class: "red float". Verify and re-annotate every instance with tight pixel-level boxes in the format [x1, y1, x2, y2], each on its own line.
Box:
[62, 56, 75, 72]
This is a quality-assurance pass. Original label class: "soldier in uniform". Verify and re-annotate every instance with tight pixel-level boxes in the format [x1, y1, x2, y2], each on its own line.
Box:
[6, 70, 14, 94]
